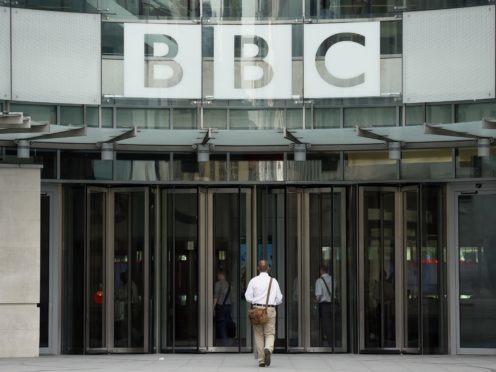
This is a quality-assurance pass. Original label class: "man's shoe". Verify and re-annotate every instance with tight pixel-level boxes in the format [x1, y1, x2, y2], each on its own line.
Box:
[258, 363, 266, 367]
[263, 348, 271, 367]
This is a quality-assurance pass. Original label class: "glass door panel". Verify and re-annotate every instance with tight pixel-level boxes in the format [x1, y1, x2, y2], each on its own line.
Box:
[286, 189, 302, 350]
[167, 190, 199, 350]
[112, 190, 147, 351]
[256, 187, 286, 349]
[360, 189, 397, 350]
[403, 190, 420, 350]
[86, 188, 107, 351]
[458, 193, 496, 349]
[210, 188, 252, 351]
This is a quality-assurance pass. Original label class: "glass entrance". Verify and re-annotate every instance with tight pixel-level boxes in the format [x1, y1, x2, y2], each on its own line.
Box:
[458, 191, 496, 350]
[86, 187, 149, 353]
[359, 186, 446, 353]
[359, 187, 420, 352]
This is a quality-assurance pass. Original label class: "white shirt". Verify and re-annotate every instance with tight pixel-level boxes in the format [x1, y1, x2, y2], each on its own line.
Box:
[245, 272, 283, 306]
[315, 273, 334, 303]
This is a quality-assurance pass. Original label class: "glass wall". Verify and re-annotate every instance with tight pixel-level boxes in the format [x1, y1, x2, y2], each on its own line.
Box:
[458, 193, 496, 348]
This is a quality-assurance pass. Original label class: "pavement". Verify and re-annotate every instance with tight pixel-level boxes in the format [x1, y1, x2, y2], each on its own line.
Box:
[0, 354, 495, 372]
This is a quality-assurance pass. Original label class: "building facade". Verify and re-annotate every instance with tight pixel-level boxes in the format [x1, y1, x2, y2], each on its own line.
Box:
[0, 0, 496, 357]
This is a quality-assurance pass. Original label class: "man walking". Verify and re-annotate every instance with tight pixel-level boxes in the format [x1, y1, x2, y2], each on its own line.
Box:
[245, 260, 283, 367]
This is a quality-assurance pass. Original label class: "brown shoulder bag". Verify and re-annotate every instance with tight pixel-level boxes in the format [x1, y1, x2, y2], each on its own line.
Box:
[248, 277, 273, 326]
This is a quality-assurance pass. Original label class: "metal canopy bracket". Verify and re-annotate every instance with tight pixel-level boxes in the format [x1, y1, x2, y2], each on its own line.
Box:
[283, 128, 303, 144]
[104, 126, 138, 144]
[355, 126, 395, 143]
[0, 112, 31, 129]
[424, 123, 488, 140]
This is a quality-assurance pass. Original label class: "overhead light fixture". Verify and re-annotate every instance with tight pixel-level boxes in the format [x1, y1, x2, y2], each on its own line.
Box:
[17, 139, 30, 159]
[477, 138, 491, 157]
[293, 143, 307, 162]
[388, 141, 401, 160]
[101, 142, 114, 161]
[197, 144, 210, 163]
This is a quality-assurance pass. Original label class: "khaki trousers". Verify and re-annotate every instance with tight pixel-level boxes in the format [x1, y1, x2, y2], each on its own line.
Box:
[253, 306, 276, 363]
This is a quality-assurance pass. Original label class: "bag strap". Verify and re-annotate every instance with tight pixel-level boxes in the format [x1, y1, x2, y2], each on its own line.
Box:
[222, 283, 231, 306]
[321, 277, 332, 299]
[265, 278, 273, 307]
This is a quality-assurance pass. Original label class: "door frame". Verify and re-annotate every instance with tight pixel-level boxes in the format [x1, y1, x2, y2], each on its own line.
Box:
[358, 186, 420, 353]
[301, 187, 348, 353]
[447, 182, 496, 355]
[39, 184, 62, 355]
[203, 187, 254, 352]
[85, 186, 150, 354]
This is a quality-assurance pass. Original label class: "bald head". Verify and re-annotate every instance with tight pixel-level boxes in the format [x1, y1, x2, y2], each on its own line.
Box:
[258, 260, 270, 273]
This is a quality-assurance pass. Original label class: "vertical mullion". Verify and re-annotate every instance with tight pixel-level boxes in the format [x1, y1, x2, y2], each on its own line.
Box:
[171, 190, 176, 352]
[380, 192, 385, 349]
[331, 188, 335, 352]
[418, 186, 423, 354]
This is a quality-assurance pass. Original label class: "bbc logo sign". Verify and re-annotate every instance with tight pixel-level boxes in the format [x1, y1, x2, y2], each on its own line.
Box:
[124, 22, 380, 100]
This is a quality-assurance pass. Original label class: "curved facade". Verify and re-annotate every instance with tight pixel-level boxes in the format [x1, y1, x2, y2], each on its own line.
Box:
[1, 0, 496, 357]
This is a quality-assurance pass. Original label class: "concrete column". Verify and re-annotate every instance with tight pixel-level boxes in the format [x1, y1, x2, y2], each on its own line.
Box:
[0, 164, 41, 357]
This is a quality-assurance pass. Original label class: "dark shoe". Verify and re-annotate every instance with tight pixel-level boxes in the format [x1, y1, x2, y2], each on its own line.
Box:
[263, 348, 271, 367]
[258, 363, 266, 367]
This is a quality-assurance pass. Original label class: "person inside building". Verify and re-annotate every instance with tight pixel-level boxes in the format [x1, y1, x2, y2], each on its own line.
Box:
[213, 270, 233, 346]
[315, 265, 334, 347]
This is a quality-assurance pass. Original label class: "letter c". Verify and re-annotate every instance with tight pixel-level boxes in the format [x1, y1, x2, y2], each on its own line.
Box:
[315, 33, 366, 88]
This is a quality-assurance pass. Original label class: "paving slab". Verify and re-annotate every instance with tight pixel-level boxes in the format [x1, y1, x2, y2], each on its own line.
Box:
[0, 354, 495, 372]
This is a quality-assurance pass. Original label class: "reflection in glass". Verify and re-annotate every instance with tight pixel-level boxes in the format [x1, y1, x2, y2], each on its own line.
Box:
[456, 102, 496, 122]
[113, 192, 145, 349]
[287, 152, 341, 181]
[363, 190, 396, 348]
[230, 109, 284, 130]
[117, 108, 169, 129]
[456, 147, 496, 178]
[60, 106, 83, 126]
[427, 104, 452, 124]
[173, 109, 197, 129]
[230, 154, 284, 181]
[213, 193, 239, 347]
[173, 154, 227, 181]
[162, 191, 198, 349]
[10, 103, 56, 124]
[116, 153, 170, 181]
[314, 108, 341, 129]
[459, 194, 496, 348]
[286, 191, 300, 348]
[309, 189, 347, 350]
[401, 149, 453, 180]
[88, 191, 106, 349]
[344, 107, 397, 128]
[404, 191, 419, 349]
[257, 188, 286, 348]
[345, 152, 396, 180]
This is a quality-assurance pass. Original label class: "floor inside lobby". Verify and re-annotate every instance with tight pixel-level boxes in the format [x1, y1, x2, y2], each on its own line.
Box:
[1, 354, 495, 372]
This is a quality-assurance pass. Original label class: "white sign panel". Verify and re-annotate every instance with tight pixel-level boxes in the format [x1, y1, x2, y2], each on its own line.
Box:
[213, 25, 292, 100]
[0, 6, 10, 100]
[304, 22, 380, 98]
[124, 23, 201, 99]
[403, 6, 495, 103]
[12, 8, 101, 105]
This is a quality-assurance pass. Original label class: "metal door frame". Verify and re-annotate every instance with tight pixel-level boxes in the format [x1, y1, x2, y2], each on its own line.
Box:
[85, 187, 150, 354]
[203, 187, 254, 352]
[358, 186, 420, 353]
[448, 182, 496, 355]
[301, 187, 348, 353]
[39, 184, 62, 355]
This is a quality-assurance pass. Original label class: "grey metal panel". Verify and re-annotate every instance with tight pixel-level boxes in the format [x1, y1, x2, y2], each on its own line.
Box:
[403, 6, 496, 103]
[11, 8, 101, 105]
[0, 6, 10, 100]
